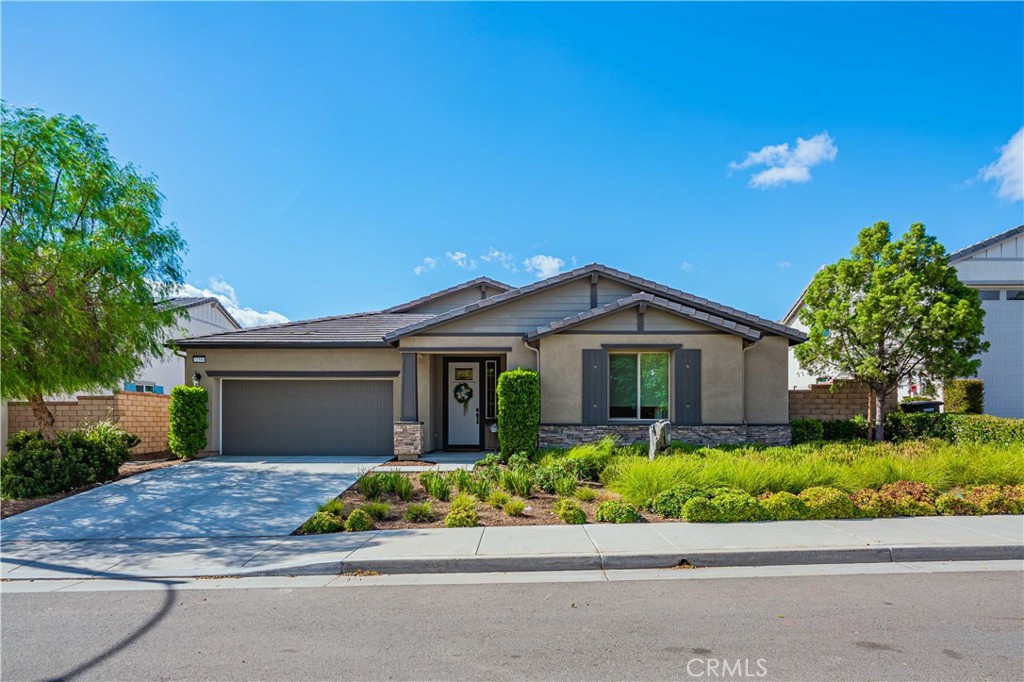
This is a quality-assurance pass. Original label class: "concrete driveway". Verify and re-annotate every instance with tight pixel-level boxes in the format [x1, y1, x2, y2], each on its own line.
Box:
[0, 456, 390, 542]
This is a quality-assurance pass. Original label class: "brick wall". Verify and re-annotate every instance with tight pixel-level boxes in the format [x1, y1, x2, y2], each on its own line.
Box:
[788, 382, 897, 422]
[6, 391, 171, 457]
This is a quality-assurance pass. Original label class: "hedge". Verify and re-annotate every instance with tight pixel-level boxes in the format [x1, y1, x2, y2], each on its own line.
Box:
[791, 417, 869, 445]
[944, 379, 984, 414]
[496, 368, 540, 459]
[885, 412, 1024, 445]
[168, 386, 209, 459]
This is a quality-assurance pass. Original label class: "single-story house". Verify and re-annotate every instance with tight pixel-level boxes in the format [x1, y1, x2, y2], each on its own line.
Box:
[173, 264, 807, 459]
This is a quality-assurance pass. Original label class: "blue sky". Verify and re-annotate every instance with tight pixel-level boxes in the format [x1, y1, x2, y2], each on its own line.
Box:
[3, 2, 1022, 325]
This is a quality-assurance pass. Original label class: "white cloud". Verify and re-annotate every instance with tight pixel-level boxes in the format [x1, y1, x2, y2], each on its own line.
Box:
[729, 132, 837, 188]
[413, 256, 438, 276]
[979, 127, 1023, 202]
[777, 261, 792, 272]
[523, 254, 565, 279]
[172, 277, 289, 328]
[445, 251, 477, 270]
[480, 247, 517, 271]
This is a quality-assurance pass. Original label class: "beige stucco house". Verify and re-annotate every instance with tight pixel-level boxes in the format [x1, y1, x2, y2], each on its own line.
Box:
[173, 264, 806, 459]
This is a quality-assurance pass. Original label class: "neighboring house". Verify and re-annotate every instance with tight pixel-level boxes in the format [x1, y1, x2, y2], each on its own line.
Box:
[782, 225, 1024, 418]
[947, 225, 1024, 418]
[1, 297, 241, 455]
[173, 265, 807, 459]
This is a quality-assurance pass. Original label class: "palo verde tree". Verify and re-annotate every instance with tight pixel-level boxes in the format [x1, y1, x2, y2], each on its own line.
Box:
[1, 102, 186, 442]
[794, 222, 987, 441]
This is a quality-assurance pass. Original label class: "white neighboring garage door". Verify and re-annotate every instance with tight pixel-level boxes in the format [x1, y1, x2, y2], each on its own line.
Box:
[221, 379, 394, 456]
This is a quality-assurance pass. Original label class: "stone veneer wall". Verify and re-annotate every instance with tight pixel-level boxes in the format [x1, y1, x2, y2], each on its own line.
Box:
[537, 423, 791, 449]
[6, 391, 171, 457]
[789, 382, 897, 422]
[394, 421, 425, 460]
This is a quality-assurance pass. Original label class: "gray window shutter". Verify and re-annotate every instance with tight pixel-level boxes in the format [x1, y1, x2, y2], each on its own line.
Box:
[675, 349, 701, 425]
[581, 349, 608, 424]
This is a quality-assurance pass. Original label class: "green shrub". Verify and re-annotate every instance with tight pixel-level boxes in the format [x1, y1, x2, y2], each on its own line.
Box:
[503, 499, 527, 517]
[356, 473, 385, 500]
[393, 476, 414, 502]
[0, 423, 137, 499]
[791, 419, 824, 444]
[499, 468, 534, 498]
[936, 492, 978, 516]
[487, 489, 511, 509]
[496, 368, 541, 459]
[762, 492, 809, 521]
[603, 457, 691, 507]
[682, 491, 768, 523]
[344, 508, 376, 532]
[469, 476, 492, 501]
[360, 501, 391, 520]
[553, 474, 579, 498]
[538, 437, 618, 482]
[798, 487, 857, 520]
[420, 471, 452, 501]
[650, 485, 710, 518]
[575, 486, 599, 503]
[1003, 484, 1024, 514]
[444, 494, 480, 527]
[886, 412, 1024, 445]
[476, 453, 501, 469]
[404, 501, 435, 522]
[447, 469, 475, 493]
[377, 472, 403, 495]
[507, 453, 533, 471]
[553, 498, 586, 524]
[168, 386, 208, 459]
[317, 498, 347, 517]
[945, 379, 984, 414]
[300, 511, 345, 534]
[595, 500, 642, 523]
[963, 485, 1014, 515]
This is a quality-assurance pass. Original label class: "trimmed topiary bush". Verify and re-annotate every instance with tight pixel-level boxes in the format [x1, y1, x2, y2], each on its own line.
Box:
[762, 492, 809, 521]
[496, 368, 540, 459]
[553, 498, 586, 524]
[944, 379, 984, 414]
[301, 511, 345, 534]
[798, 486, 857, 520]
[344, 508, 376, 532]
[168, 386, 208, 459]
[595, 500, 641, 523]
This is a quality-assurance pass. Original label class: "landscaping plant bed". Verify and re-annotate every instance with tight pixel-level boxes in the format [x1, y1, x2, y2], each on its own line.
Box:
[0, 458, 182, 518]
[295, 437, 1024, 534]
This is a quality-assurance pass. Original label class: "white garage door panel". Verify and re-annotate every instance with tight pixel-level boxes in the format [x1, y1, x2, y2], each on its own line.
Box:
[222, 380, 393, 456]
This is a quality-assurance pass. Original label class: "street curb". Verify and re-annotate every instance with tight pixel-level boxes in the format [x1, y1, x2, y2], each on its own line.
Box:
[244, 544, 1024, 577]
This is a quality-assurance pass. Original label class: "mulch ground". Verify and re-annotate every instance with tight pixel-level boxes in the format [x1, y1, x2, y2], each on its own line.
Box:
[323, 474, 661, 531]
[1, 458, 182, 519]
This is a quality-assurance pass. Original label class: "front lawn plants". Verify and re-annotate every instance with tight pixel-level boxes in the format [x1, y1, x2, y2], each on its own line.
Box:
[294, 435, 1024, 534]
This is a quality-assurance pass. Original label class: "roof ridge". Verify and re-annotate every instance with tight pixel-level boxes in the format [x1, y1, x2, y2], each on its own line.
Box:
[384, 276, 512, 313]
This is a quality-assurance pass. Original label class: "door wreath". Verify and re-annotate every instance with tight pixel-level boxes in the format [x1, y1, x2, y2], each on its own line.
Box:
[453, 382, 474, 415]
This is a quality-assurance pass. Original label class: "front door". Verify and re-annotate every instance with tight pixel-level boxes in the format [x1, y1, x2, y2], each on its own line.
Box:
[447, 361, 481, 448]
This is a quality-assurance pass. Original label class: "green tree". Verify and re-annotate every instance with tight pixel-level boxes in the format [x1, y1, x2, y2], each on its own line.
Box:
[794, 222, 987, 441]
[1, 103, 186, 441]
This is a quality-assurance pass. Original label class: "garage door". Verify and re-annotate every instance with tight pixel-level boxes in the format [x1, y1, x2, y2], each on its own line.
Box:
[221, 380, 393, 456]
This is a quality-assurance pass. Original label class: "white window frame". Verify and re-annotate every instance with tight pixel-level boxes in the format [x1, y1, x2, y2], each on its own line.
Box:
[608, 351, 670, 421]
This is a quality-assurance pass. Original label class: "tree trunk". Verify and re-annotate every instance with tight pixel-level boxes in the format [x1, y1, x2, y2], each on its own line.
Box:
[28, 394, 58, 443]
[873, 387, 887, 442]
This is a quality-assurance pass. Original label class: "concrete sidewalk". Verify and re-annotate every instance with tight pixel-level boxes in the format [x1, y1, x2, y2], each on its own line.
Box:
[2, 515, 1020, 581]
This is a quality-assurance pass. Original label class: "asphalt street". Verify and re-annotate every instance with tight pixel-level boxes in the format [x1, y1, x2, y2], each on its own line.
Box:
[2, 569, 1022, 681]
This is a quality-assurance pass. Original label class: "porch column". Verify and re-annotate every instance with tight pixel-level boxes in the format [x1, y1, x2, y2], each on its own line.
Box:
[400, 352, 418, 421]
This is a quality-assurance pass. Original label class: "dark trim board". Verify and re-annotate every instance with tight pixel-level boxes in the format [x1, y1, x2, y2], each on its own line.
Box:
[399, 346, 513, 353]
[180, 342, 391, 349]
[207, 370, 400, 378]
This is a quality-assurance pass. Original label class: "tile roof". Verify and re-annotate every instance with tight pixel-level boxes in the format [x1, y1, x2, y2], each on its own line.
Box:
[948, 224, 1024, 262]
[173, 312, 435, 348]
[384, 263, 807, 343]
[524, 293, 764, 342]
[384, 276, 511, 313]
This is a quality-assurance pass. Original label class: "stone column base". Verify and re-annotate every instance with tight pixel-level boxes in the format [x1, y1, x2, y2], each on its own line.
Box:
[394, 421, 425, 460]
[537, 423, 791, 449]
